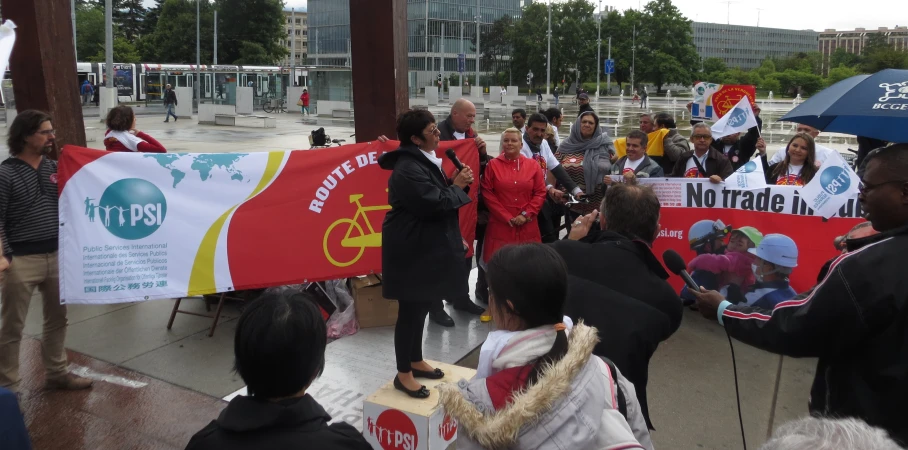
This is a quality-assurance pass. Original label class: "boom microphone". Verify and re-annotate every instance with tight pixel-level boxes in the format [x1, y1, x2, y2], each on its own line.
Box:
[445, 148, 465, 172]
[662, 249, 700, 293]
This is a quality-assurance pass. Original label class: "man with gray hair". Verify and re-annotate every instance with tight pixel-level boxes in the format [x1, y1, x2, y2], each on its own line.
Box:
[761, 417, 902, 450]
[670, 122, 733, 182]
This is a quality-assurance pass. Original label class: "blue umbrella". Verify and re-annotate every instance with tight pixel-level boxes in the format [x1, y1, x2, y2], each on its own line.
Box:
[780, 69, 908, 143]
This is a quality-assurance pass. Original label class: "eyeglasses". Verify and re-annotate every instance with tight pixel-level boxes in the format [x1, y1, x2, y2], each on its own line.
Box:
[859, 179, 906, 194]
[691, 135, 712, 140]
[37, 130, 56, 136]
[426, 126, 440, 135]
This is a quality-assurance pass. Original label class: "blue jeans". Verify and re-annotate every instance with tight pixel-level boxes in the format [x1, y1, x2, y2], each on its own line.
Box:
[165, 104, 177, 121]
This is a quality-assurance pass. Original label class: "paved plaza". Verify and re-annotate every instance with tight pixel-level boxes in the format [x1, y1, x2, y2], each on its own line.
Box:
[0, 97, 844, 449]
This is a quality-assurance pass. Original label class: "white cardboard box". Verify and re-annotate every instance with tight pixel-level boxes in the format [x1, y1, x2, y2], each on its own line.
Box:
[363, 360, 476, 450]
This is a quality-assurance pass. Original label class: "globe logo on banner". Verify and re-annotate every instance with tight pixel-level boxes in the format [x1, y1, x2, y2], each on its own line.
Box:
[87, 178, 167, 240]
[737, 160, 758, 173]
[819, 166, 852, 196]
[726, 107, 749, 128]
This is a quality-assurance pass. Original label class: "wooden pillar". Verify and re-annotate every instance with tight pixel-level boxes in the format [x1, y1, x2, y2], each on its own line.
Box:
[349, 0, 409, 143]
[2, 0, 86, 156]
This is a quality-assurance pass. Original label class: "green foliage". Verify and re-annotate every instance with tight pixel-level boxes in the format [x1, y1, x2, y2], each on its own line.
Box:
[474, 16, 515, 79]
[76, 3, 106, 60]
[773, 69, 824, 95]
[114, 0, 147, 41]
[829, 48, 860, 69]
[216, 0, 287, 65]
[826, 65, 859, 86]
[862, 47, 908, 73]
[233, 41, 272, 66]
[637, 0, 699, 90]
[140, 0, 215, 63]
[88, 36, 141, 63]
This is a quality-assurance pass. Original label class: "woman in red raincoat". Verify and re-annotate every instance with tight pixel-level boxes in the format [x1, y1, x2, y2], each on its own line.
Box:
[480, 128, 547, 264]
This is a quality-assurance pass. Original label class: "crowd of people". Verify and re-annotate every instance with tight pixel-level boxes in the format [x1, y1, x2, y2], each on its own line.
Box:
[0, 90, 905, 449]
[370, 97, 908, 449]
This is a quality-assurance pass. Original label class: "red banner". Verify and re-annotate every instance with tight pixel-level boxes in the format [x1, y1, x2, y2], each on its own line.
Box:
[226, 139, 480, 288]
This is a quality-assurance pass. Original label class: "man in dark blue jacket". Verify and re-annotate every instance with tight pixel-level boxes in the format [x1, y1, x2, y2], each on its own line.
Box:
[693, 144, 908, 445]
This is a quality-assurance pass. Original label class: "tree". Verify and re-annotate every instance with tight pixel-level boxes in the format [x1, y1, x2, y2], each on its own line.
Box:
[829, 47, 861, 69]
[114, 0, 147, 41]
[826, 65, 860, 86]
[473, 16, 514, 82]
[142, 0, 214, 63]
[76, 3, 106, 61]
[774, 69, 824, 95]
[863, 48, 908, 72]
[216, 0, 287, 65]
[233, 41, 271, 65]
[637, 0, 699, 91]
[88, 36, 141, 63]
[701, 57, 726, 76]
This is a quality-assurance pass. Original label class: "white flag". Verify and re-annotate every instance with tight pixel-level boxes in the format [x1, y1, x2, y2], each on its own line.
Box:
[796, 151, 861, 219]
[724, 157, 767, 191]
[711, 96, 758, 140]
[0, 20, 16, 86]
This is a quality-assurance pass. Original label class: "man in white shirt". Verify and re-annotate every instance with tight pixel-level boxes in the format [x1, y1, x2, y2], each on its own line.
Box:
[523, 113, 583, 242]
[543, 107, 563, 147]
[768, 123, 837, 165]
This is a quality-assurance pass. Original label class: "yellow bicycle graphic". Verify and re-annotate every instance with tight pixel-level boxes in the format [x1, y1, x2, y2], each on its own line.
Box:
[323, 191, 391, 267]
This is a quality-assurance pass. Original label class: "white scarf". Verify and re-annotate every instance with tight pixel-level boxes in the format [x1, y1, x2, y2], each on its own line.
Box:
[106, 130, 146, 152]
[420, 148, 445, 176]
[474, 316, 574, 380]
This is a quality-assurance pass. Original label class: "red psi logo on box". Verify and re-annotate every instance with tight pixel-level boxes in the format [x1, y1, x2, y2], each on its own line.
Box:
[438, 413, 456, 441]
[367, 409, 419, 450]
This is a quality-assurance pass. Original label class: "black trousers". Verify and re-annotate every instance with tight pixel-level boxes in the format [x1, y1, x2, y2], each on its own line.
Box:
[394, 301, 431, 373]
[432, 224, 486, 312]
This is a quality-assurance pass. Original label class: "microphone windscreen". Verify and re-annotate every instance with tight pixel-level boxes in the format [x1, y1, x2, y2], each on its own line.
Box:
[662, 249, 687, 275]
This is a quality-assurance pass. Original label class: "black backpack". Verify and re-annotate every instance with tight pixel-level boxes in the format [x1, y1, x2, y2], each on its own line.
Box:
[602, 357, 629, 420]
[311, 127, 327, 146]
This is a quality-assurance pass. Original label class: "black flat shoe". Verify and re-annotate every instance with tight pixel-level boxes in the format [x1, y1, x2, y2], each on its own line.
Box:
[429, 310, 455, 327]
[454, 301, 485, 315]
[394, 376, 430, 399]
[412, 368, 445, 380]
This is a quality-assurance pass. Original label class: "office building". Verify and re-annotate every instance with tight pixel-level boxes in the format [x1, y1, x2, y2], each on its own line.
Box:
[692, 22, 818, 70]
[281, 7, 308, 68]
[818, 26, 908, 73]
[308, 0, 523, 85]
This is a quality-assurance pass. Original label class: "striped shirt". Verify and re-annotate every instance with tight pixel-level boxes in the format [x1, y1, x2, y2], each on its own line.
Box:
[556, 151, 602, 215]
[0, 157, 59, 256]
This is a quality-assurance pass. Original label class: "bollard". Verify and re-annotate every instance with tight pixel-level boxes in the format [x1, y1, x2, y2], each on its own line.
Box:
[486, 119, 490, 132]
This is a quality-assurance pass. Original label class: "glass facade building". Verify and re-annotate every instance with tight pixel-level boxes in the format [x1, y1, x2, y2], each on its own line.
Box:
[692, 22, 819, 70]
[309, 0, 524, 84]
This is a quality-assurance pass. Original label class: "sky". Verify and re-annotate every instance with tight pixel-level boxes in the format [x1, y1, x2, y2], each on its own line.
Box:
[143, 0, 902, 33]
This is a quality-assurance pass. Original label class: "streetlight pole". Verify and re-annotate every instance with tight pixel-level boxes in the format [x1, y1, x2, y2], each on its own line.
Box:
[631, 24, 635, 93]
[195, 0, 200, 107]
[459, 21, 464, 88]
[105, 0, 112, 89]
[72, 0, 78, 60]
[213, 10, 218, 65]
[606, 37, 611, 95]
[475, 0, 480, 91]
[546, 0, 552, 95]
[424, 0, 429, 86]
[291, 8, 296, 85]
[596, 0, 601, 98]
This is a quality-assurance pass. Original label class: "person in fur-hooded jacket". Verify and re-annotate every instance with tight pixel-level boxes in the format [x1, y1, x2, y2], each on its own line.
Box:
[438, 243, 652, 450]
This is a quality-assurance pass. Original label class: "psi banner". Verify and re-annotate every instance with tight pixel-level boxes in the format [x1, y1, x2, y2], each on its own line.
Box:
[58, 141, 479, 304]
[641, 178, 864, 293]
[690, 82, 756, 121]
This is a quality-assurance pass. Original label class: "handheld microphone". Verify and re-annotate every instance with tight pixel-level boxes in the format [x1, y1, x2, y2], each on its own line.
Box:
[445, 148, 465, 172]
[662, 249, 700, 293]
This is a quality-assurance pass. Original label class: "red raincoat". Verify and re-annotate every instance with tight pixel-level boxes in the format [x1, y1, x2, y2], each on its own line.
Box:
[480, 153, 547, 263]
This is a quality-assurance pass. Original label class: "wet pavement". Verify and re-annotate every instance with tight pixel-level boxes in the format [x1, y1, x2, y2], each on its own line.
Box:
[0, 97, 835, 449]
[15, 336, 225, 450]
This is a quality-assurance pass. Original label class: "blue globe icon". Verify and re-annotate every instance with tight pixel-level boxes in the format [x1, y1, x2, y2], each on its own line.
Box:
[820, 166, 851, 196]
[96, 178, 168, 240]
[737, 161, 757, 173]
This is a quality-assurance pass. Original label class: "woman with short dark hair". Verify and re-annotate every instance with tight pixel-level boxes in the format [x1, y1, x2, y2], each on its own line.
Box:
[186, 291, 370, 450]
[438, 243, 647, 449]
[104, 106, 167, 153]
[378, 109, 474, 399]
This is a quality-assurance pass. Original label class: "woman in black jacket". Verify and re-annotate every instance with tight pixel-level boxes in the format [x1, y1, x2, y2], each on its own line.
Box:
[378, 109, 474, 398]
[186, 291, 371, 450]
